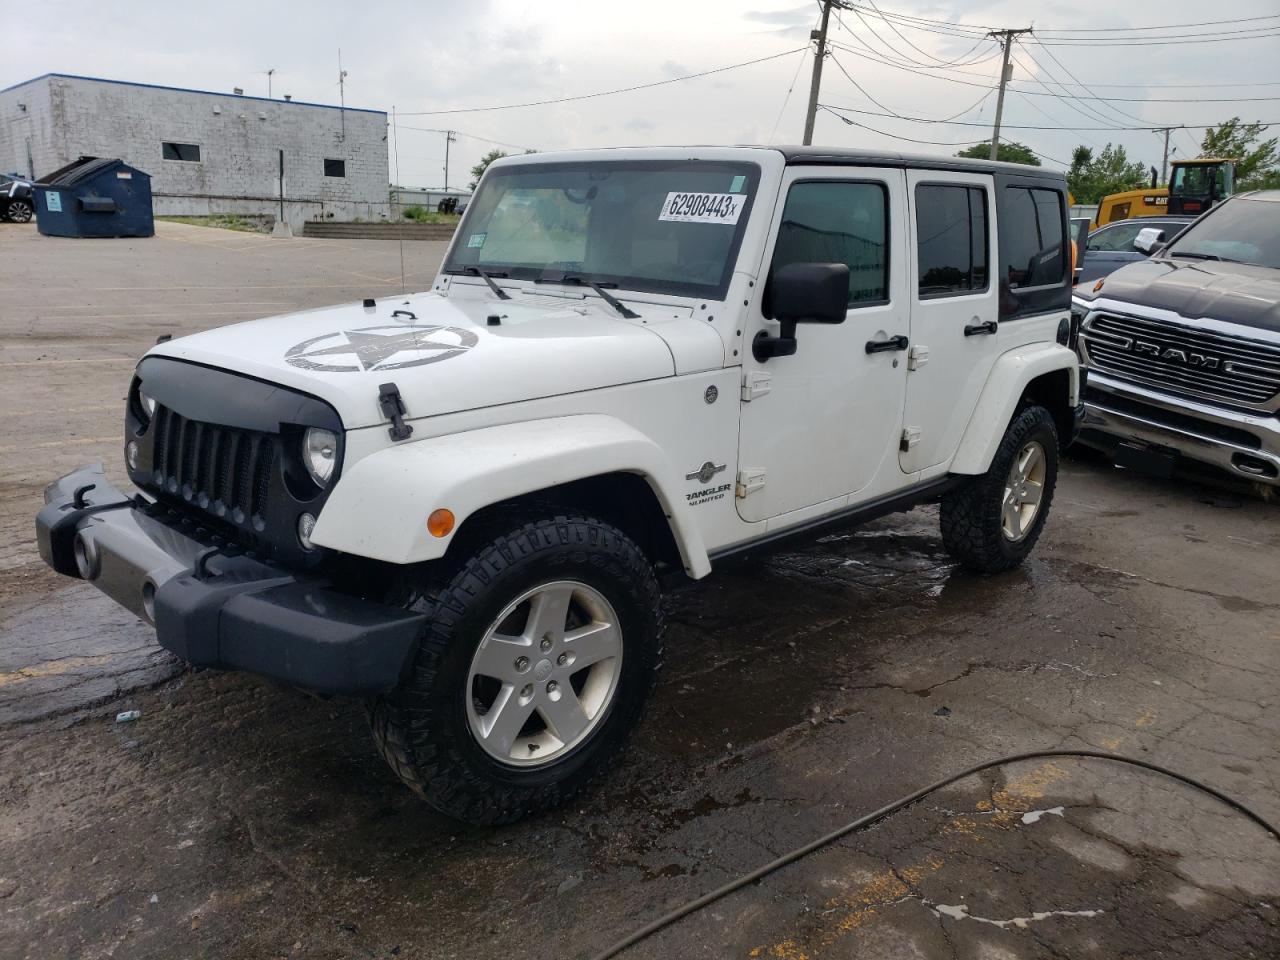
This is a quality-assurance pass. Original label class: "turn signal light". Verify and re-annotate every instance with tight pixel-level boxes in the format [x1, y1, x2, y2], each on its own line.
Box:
[427, 508, 455, 538]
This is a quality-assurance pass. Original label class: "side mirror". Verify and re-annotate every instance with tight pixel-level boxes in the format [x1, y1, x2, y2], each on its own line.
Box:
[754, 262, 849, 362]
[1133, 227, 1165, 255]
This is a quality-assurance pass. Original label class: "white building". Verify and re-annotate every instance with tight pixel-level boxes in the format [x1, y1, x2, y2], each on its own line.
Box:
[0, 73, 390, 229]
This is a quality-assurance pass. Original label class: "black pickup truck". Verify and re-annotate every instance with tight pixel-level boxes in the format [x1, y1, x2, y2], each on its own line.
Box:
[1071, 190, 1280, 488]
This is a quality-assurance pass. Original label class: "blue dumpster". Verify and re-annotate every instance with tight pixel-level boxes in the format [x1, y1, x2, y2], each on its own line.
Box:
[34, 157, 153, 238]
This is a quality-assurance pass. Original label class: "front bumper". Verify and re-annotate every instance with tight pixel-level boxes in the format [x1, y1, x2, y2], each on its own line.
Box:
[35, 465, 426, 694]
[1079, 371, 1280, 485]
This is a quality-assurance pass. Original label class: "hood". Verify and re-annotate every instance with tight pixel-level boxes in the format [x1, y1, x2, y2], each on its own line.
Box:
[147, 290, 715, 429]
[1077, 258, 1280, 333]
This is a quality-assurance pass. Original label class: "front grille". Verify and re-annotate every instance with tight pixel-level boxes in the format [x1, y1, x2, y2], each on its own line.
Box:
[150, 404, 279, 530]
[1084, 386, 1262, 450]
[1081, 312, 1280, 409]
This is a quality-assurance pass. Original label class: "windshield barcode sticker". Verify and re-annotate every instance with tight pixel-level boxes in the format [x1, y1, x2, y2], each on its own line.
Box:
[660, 192, 746, 225]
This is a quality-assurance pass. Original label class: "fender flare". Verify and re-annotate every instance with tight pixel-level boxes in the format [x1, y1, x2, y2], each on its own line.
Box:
[310, 414, 711, 577]
[950, 343, 1080, 475]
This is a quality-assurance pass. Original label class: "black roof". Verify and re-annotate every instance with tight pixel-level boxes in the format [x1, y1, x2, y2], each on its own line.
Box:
[39, 156, 148, 187]
[775, 145, 1067, 182]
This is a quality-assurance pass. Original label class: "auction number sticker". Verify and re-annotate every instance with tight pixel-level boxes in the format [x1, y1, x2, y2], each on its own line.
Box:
[659, 192, 745, 225]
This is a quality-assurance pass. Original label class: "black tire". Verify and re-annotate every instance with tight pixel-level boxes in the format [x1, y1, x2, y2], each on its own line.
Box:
[941, 405, 1059, 574]
[4, 200, 33, 223]
[368, 514, 663, 825]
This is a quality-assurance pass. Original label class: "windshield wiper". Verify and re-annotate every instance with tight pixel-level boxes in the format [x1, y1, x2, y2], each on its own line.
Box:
[1170, 251, 1223, 262]
[535, 272, 639, 319]
[459, 265, 511, 300]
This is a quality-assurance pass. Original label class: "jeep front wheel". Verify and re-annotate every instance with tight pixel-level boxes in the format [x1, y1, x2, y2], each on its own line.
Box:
[941, 405, 1059, 573]
[368, 514, 663, 825]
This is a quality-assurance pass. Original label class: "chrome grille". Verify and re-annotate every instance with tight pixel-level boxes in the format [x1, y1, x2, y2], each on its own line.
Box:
[1081, 312, 1280, 409]
[150, 404, 277, 527]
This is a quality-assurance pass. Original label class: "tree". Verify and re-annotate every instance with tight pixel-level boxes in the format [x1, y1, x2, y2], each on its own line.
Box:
[955, 142, 1040, 166]
[469, 149, 508, 191]
[1066, 144, 1150, 204]
[1199, 118, 1279, 189]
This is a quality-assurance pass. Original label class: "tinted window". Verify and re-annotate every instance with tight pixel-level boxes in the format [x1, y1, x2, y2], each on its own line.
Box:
[162, 142, 200, 162]
[1001, 186, 1065, 288]
[915, 184, 988, 297]
[770, 181, 888, 306]
[323, 158, 346, 178]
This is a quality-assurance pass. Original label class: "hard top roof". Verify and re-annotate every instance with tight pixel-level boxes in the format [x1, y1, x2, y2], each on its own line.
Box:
[776, 145, 1066, 181]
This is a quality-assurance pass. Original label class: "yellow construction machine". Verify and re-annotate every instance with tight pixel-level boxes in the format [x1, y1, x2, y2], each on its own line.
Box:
[1092, 157, 1235, 227]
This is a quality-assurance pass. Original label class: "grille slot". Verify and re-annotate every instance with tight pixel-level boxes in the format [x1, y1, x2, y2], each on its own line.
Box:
[150, 405, 277, 525]
[1081, 313, 1280, 408]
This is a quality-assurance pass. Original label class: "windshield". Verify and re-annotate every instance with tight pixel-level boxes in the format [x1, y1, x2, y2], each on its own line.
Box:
[1164, 197, 1280, 268]
[443, 160, 761, 298]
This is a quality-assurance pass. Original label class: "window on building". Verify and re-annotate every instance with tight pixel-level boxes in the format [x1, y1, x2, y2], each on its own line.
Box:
[769, 180, 889, 308]
[324, 158, 346, 178]
[1001, 186, 1066, 289]
[915, 184, 988, 297]
[162, 142, 201, 162]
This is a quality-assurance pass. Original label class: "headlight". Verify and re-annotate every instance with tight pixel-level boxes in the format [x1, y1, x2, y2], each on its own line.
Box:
[303, 427, 338, 488]
[139, 391, 157, 418]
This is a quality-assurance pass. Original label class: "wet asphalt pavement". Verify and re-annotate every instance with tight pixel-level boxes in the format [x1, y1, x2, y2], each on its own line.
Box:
[1, 221, 1277, 960]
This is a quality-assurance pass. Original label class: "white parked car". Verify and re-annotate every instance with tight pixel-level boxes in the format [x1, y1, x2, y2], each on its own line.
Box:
[37, 147, 1080, 823]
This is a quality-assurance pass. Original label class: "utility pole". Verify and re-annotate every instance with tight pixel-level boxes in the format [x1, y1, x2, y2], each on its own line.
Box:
[803, 1, 848, 146]
[443, 130, 457, 192]
[1154, 126, 1177, 184]
[987, 27, 1033, 161]
[265, 68, 275, 98]
[338, 50, 348, 141]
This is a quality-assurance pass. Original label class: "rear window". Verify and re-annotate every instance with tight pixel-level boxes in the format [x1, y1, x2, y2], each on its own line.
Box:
[996, 181, 1069, 320]
[1001, 186, 1066, 289]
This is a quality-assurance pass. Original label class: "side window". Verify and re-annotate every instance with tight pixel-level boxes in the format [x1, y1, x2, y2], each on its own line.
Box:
[915, 184, 988, 297]
[1087, 222, 1140, 252]
[1001, 186, 1065, 289]
[770, 180, 888, 307]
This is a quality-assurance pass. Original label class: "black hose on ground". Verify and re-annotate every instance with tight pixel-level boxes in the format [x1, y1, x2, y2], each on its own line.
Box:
[590, 749, 1280, 960]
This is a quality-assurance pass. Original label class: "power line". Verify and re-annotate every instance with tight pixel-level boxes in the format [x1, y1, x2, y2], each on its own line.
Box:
[1034, 30, 1280, 47]
[818, 106, 988, 145]
[827, 40, 1280, 100]
[827, 51, 905, 118]
[1036, 13, 1280, 33]
[862, 0, 998, 67]
[818, 102, 1272, 131]
[398, 48, 807, 115]
[397, 124, 537, 153]
[840, 3, 1280, 37]
[769, 46, 811, 143]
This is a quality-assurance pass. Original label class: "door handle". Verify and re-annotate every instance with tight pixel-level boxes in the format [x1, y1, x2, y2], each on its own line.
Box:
[964, 319, 998, 337]
[865, 335, 909, 354]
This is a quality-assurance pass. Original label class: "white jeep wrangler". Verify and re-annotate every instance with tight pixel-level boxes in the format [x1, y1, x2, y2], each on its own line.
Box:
[37, 147, 1080, 824]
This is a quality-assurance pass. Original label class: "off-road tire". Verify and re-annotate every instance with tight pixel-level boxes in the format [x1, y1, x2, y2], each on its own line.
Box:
[368, 514, 663, 825]
[941, 405, 1059, 573]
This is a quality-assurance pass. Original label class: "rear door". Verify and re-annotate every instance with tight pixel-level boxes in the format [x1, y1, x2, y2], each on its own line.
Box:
[899, 171, 999, 473]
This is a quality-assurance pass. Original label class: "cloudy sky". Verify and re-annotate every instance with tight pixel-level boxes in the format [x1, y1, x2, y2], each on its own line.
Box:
[7, 0, 1279, 187]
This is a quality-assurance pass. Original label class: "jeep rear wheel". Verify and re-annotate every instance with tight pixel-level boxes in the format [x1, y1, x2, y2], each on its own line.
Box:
[368, 514, 662, 825]
[941, 405, 1059, 573]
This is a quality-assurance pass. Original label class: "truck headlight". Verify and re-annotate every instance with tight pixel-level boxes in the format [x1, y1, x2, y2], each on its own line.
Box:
[139, 391, 157, 418]
[303, 428, 337, 488]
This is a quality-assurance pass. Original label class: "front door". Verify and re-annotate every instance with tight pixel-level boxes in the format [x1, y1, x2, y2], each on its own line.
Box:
[899, 170, 1001, 473]
[736, 167, 910, 524]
